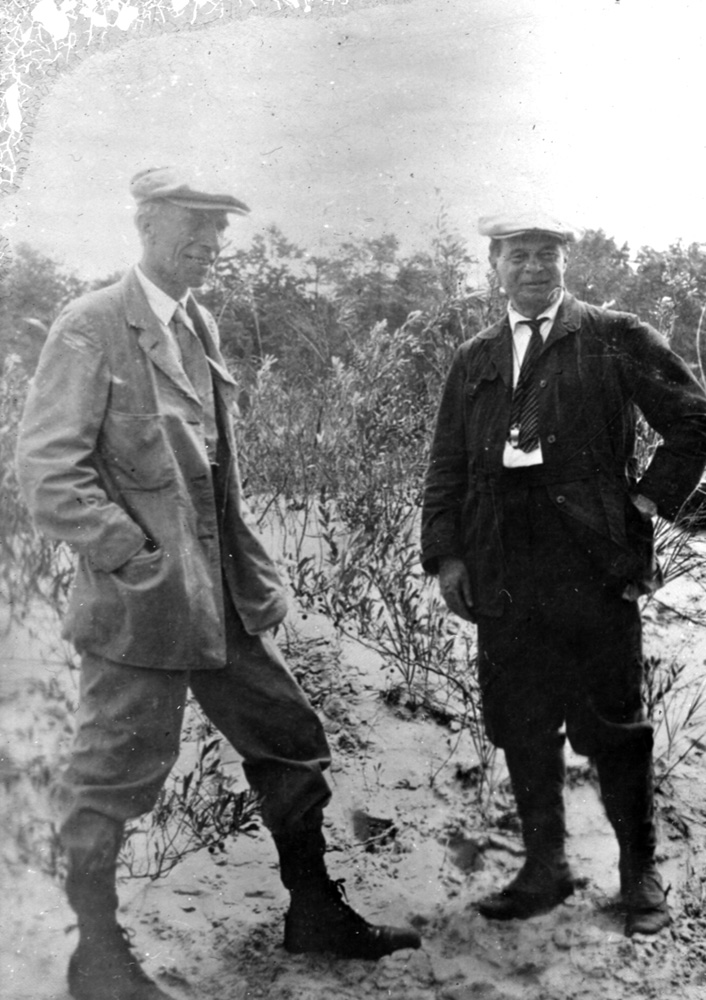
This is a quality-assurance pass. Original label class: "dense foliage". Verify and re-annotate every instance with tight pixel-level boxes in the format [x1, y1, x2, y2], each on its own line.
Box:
[4, 222, 706, 625]
[3, 221, 706, 838]
[4, 222, 706, 622]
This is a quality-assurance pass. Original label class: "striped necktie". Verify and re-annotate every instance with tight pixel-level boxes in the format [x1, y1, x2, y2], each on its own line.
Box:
[508, 318, 545, 452]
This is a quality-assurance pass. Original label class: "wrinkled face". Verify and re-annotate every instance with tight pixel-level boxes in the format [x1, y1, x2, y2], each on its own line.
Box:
[492, 234, 567, 317]
[139, 203, 228, 298]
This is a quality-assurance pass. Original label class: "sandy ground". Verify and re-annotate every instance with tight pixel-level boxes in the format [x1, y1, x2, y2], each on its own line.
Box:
[3, 563, 706, 1000]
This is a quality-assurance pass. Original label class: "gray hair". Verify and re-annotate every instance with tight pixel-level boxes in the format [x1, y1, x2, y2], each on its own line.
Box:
[135, 199, 176, 242]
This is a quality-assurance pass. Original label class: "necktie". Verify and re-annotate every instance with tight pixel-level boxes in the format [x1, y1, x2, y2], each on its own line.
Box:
[508, 318, 545, 452]
[171, 302, 219, 461]
[171, 302, 212, 403]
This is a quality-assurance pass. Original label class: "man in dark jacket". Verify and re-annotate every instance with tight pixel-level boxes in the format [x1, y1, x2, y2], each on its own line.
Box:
[421, 212, 706, 936]
[16, 167, 419, 1000]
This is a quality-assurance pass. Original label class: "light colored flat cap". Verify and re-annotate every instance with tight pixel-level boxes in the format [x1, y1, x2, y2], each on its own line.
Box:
[130, 166, 250, 215]
[478, 212, 584, 242]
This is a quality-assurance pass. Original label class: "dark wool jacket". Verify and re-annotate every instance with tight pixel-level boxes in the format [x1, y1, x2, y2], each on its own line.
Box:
[421, 294, 706, 617]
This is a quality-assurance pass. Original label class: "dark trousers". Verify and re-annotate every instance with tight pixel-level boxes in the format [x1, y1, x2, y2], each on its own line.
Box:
[475, 478, 646, 755]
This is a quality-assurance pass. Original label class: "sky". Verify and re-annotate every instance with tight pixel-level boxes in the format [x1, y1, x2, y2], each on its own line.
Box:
[4, 0, 706, 282]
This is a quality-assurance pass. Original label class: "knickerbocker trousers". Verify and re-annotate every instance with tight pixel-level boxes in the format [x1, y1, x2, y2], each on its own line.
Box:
[56, 588, 332, 840]
[475, 469, 646, 756]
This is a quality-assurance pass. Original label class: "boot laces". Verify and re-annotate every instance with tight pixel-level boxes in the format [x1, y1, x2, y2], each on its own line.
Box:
[325, 878, 378, 933]
[117, 925, 155, 982]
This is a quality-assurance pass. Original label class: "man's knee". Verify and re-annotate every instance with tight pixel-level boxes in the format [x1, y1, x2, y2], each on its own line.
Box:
[60, 807, 124, 888]
[567, 700, 653, 758]
[481, 690, 562, 751]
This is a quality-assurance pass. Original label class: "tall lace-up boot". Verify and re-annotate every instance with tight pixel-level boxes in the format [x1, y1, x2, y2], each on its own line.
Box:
[274, 816, 421, 959]
[63, 810, 174, 1000]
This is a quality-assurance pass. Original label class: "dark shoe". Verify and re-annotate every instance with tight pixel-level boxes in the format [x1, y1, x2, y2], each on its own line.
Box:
[622, 865, 671, 937]
[284, 877, 421, 959]
[68, 922, 174, 1000]
[477, 858, 576, 921]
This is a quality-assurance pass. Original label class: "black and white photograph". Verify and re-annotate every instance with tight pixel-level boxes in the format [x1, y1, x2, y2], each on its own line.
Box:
[3, 2, 706, 999]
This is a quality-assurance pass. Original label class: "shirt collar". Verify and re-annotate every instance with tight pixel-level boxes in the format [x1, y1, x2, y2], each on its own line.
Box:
[508, 288, 564, 335]
[135, 265, 192, 327]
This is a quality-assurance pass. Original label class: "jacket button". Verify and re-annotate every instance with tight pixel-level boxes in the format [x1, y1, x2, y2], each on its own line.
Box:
[539, 379, 548, 388]
[547, 434, 556, 444]
[556, 495, 566, 504]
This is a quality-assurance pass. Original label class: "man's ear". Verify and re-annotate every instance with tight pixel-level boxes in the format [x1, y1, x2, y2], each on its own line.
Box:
[136, 209, 158, 246]
[139, 218, 154, 244]
[488, 239, 502, 270]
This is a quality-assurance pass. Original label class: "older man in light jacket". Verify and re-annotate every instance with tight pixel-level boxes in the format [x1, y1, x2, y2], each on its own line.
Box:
[16, 167, 419, 1000]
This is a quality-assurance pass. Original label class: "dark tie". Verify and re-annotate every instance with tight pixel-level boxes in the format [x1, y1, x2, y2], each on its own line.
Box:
[508, 318, 545, 452]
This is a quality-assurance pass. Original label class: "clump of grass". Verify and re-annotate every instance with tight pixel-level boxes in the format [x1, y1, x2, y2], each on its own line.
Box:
[121, 725, 261, 881]
[643, 655, 706, 787]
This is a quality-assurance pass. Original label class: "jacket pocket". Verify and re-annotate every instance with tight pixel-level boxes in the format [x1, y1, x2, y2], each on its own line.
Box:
[101, 411, 174, 490]
[464, 366, 500, 402]
[65, 546, 224, 669]
[112, 546, 163, 585]
[463, 368, 507, 456]
[547, 478, 609, 537]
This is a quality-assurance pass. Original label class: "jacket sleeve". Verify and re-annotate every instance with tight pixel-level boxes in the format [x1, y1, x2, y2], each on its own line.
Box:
[15, 306, 147, 572]
[421, 345, 470, 573]
[619, 317, 706, 519]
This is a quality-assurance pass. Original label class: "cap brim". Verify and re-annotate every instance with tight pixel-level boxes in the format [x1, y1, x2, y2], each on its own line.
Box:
[165, 194, 250, 215]
[493, 228, 577, 241]
[478, 213, 583, 242]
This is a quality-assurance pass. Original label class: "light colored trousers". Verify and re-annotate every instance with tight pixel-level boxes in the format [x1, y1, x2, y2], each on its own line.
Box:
[57, 600, 332, 841]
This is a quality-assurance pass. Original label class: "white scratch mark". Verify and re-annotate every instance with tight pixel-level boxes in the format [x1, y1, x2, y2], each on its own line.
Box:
[31, 0, 71, 40]
[5, 84, 22, 134]
[115, 4, 139, 30]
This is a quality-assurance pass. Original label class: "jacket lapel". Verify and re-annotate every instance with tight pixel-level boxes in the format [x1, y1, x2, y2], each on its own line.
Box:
[478, 316, 514, 388]
[122, 268, 201, 403]
[185, 297, 239, 406]
[543, 293, 582, 350]
[476, 294, 583, 380]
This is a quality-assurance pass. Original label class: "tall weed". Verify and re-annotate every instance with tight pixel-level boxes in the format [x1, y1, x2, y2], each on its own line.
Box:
[121, 724, 261, 881]
[0, 355, 73, 623]
[643, 655, 706, 788]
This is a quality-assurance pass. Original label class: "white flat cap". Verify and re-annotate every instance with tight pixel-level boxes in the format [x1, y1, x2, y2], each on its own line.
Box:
[478, 212, 584, 242]
[130, 166, 250, 215]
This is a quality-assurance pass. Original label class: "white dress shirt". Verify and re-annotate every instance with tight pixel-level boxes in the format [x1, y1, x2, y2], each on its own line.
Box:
[134, 265, 196, 345]
[502, 291, 564, 468]
[135, 266, 218, 462]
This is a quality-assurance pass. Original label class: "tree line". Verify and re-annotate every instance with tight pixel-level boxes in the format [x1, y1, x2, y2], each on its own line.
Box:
[2, 223, 706, 382]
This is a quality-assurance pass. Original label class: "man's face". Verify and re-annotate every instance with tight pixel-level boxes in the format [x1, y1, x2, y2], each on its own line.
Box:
[492, 234, 567, 317]
[140, 204, 228, 298]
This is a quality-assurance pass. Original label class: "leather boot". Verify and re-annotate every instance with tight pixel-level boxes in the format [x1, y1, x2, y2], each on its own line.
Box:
[619, 851, 670, 937]
[595, 730, 671, 937]
[477, 735, 576, 920]
[63, 810, 175, 1000]
[274, 814, 421, 959]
